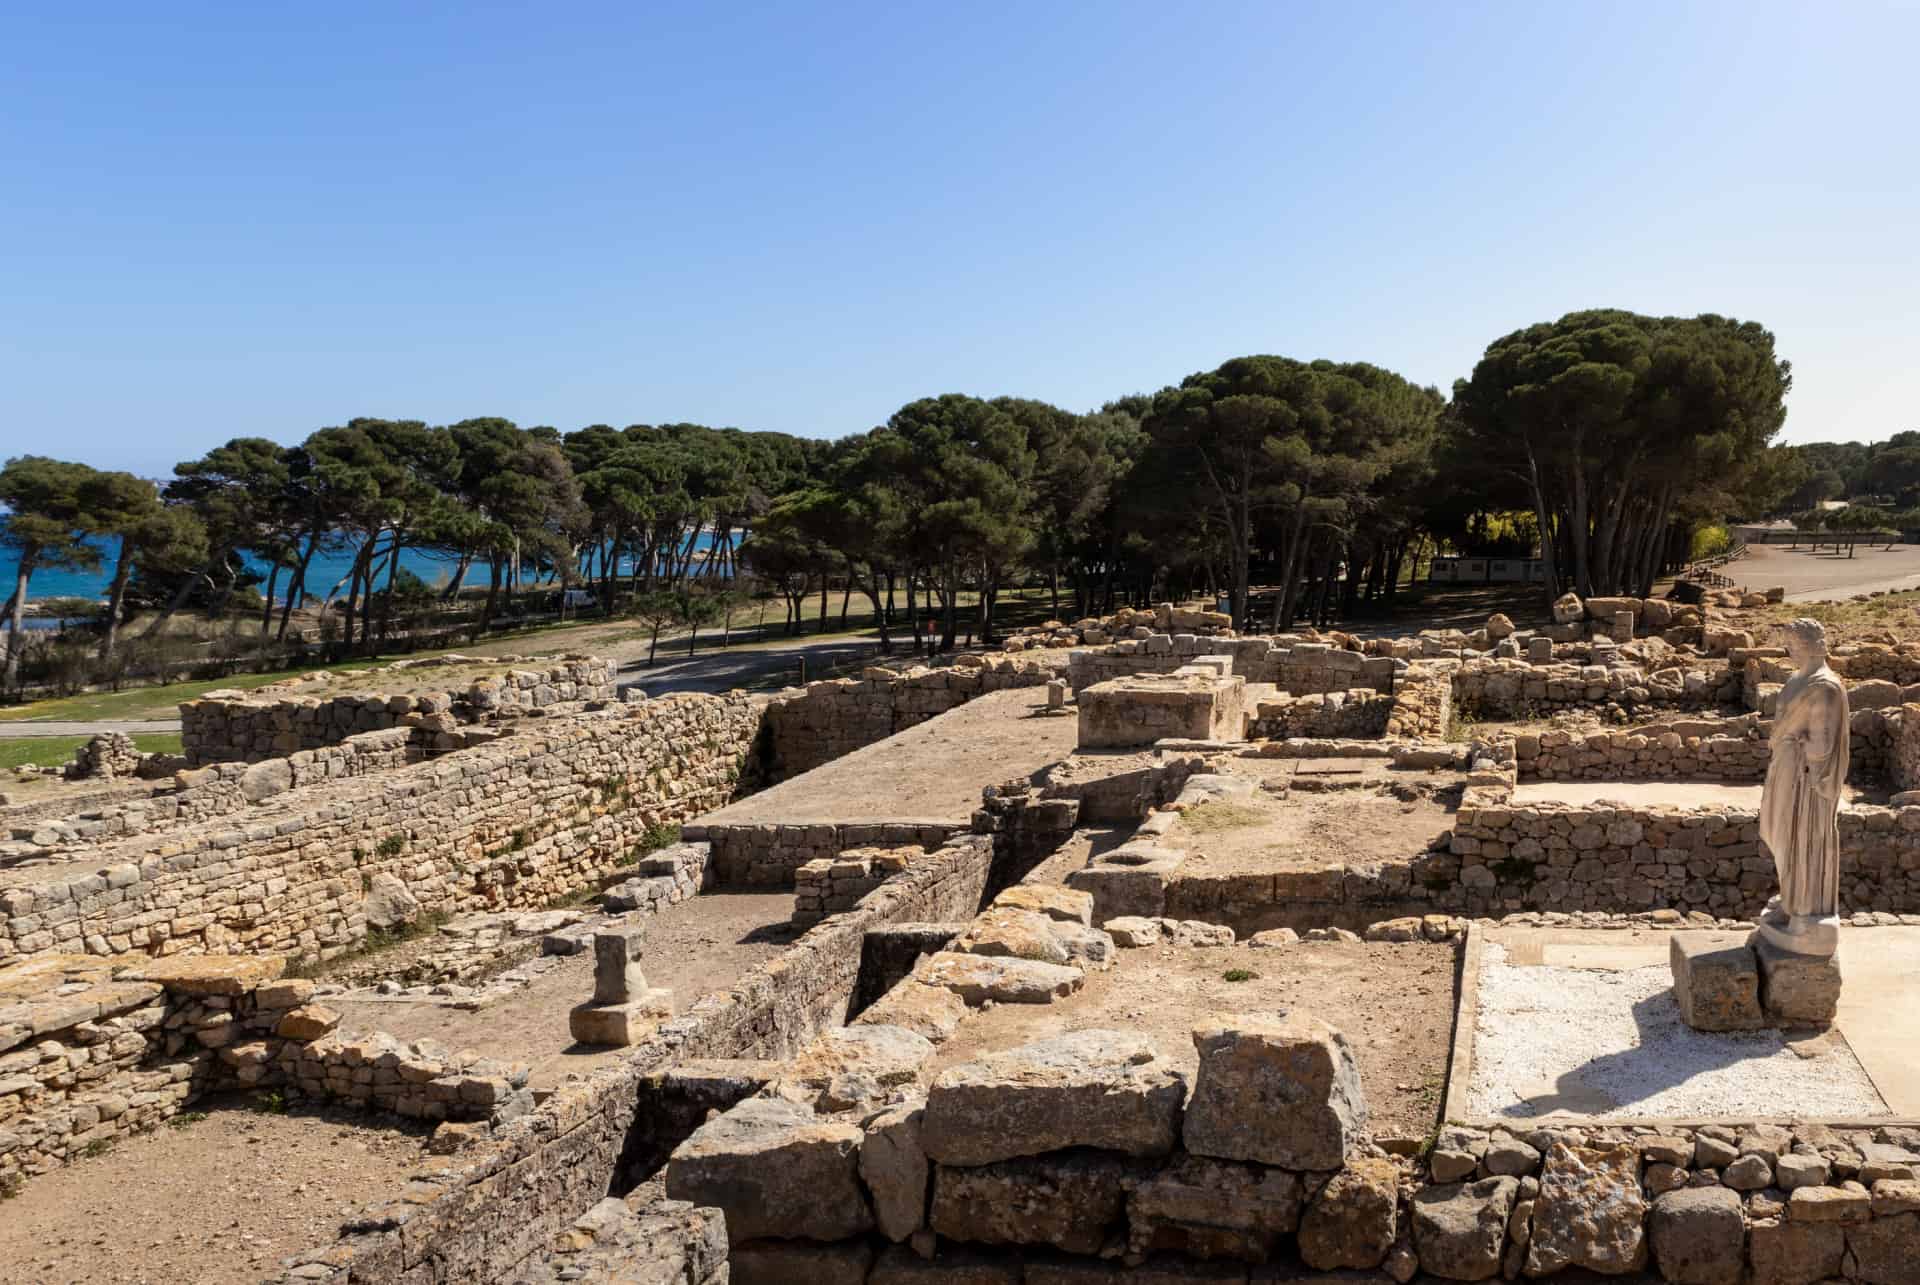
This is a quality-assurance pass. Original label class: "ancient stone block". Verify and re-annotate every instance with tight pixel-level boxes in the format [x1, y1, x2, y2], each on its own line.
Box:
[920, 951, 1083, 1005]
[859, 1101, 929, 1242]
[1747, 1217, 1843, 1285]
[768, 1024, 933, 1114]
[664, 1097, 873, 1244]
[274, 1004, 341, 1041]
[992, 884, 1093, 925]
[568, 988, 672, 1047]
[1182, 1011, 1368, 1170]
[954, 906, 1071, 965]
[853, 980, 970, 1044]
[1752, 933, 1841, 1025]
[1669, 934, 1765, 1031]
[920, 1030, 1187, 1165]
[125, 954, 284, 996]
[1125, 1154, 1302, 1262]
[1649, 1187, 1745, 1285]
[729, 1239, 873, 1285]
[1524, 1142, 1647, 1277]
[591, 929, 647, 1005]
[1411, 1176, 1517, 1281]
[1848, 1211, 1920, 1285]
[1105, 915, 1163, 947]
[930, 1152, 1133, 1255]
[1298, 1156, 1399, 1270]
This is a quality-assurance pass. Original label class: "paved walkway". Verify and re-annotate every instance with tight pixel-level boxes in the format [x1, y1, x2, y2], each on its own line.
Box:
[1734, 542, 1920, 602]
[0, 719, 182, 738]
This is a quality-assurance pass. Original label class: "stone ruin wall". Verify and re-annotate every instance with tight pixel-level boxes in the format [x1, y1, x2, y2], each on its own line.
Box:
[688, 820, 961, 889]
[3, 726, 418, 861]
[1066, 632, 1401, 695]
[0, 953, 533, 1190]
[272, 832, 996, 1285]
[1249, 688, 1395, 740]
[0, 694, 761, 969]
[179, 656, 618, 765]
[757, 655, 1059, 780]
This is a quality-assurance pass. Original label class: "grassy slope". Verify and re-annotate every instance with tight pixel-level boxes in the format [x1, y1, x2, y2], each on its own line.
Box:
[0, 733, 183, 770]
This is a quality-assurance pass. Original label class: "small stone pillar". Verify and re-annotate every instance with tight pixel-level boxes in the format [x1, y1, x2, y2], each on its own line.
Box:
[1046, 679, 1068, 712]
[569, 930, 673, 1047]
[1526, 636, 1553, 664]
[1611, 610, 1635, 643]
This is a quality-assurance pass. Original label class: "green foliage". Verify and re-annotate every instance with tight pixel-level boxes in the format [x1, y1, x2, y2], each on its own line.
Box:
[168, 1111, 209, 1130]
[1689, 523, 1733, 559]
[640, 822, 681, 853]
[79, 1138, 115, 1158]
[249, 1090, 289, 1115]
[0, 1172, 22, 1199]
[375, 833, 407, 858]
[1221, 968, 1258, 982]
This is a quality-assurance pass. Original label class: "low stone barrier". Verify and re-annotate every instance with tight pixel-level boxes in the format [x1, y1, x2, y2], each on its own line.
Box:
[1452, 656, 1740, 718]
[179, 656, 617, 765]
[0, 952, 527, 1191]
[758, 656, 1059, 780]
[1249, 687, 1393, 740]
[0, 694, 761, 967]
[1066, 632, 1399, 695]
[687, 818, 959, 888]
[793, 845, 918, 926]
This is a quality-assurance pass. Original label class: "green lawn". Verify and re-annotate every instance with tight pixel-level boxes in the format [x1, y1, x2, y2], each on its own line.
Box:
[0, 733, 183, 771]
[0, 670, 358, 724]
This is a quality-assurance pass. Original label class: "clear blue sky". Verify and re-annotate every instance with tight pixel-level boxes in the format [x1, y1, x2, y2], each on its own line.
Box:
[5, 1, 1915, 476]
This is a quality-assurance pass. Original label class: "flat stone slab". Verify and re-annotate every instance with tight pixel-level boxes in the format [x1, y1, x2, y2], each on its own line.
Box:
[919, 952, 1083, 1005]
[920, 1029, 1187, 1165]
[123, 954, 285, 996]
[664, 1097, 873, 1244]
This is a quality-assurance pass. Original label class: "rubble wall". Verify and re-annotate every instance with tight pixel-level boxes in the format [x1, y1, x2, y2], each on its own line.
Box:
[689, 819, 961, 888]
[1248, 688, 1394, 740]
[179, 657, 618, 765]
[271, 833, 995, 1285]
[1452, 657, 1741, 718]
[1065, 634, 1397, 695]
[1, 727, 417, 862]
[0, 695, 761, 967]
[758, 658, 1058, 780]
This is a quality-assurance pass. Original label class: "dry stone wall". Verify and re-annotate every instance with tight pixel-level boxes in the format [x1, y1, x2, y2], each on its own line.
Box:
[759, 656, 1058, 780]
[180, 656, 617, 765]
[1066, 633, 1399, 695]
[690, 819, 959, 888]
[0, 694, 761, 967]
[1249, 688, 1393, 740]
[2, 727, 418, 863]
[1452, 657, 1740, 718]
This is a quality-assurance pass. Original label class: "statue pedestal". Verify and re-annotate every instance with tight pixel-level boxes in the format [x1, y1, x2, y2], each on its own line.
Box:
[1750, 931, 1842, 1026]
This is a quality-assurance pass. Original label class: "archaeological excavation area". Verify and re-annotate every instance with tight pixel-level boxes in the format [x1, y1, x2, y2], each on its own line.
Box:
[9, 595, 1920, 1284]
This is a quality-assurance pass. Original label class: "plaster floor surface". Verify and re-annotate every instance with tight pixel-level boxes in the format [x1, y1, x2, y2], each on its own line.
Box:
[1463, 925, 1920, 1122]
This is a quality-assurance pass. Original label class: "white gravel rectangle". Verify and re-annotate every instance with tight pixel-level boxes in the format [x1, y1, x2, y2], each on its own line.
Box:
[1467, 942, 1888, 1121]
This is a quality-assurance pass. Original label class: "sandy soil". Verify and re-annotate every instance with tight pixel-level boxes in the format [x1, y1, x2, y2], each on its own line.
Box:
[1168, 784, 1457, 878]
[925, 941, 1457, 1140]
[695, 688, 1079, 825]
[330, 891, 797, 1088]
[0, 1098, 431, 1285]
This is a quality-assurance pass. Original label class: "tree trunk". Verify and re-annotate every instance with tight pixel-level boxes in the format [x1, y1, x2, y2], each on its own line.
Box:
[102, 542, 139, 663]
[3, 551, 36, 690]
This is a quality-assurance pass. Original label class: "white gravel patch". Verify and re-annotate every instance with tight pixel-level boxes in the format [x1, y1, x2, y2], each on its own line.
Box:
[1468, 943, 1887, 1121]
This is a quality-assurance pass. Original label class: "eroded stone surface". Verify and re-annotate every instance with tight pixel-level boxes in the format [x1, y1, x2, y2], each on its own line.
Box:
[1124, 1154, 1302, 1263]
[930, 1152, 1134, 1254]
[1182, 1011, 1368, 1170]
[766, 1024, 934, 1113]
[664, 1097, 872, 1243]
[920, 1030, 1186, 1165]
[1649, 1187, 1744, 1285]
[1411, 1176, 1516, 1281]
[920, 951, 1084, 1005]
[1298, 1155, 1399, 1270]
[1524, 1142, 1647, 1277]
[859, 1100, 929, 1242]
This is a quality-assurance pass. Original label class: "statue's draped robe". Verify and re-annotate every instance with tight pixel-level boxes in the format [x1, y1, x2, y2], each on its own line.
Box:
[1760, 667, 1849, 919]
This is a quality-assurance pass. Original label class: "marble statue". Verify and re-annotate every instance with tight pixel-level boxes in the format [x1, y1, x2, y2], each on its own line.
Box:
[1757, 617, 1848, 957]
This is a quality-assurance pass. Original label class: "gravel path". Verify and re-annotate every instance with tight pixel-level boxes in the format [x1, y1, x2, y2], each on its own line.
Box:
[1468, 943, 1887, 1120]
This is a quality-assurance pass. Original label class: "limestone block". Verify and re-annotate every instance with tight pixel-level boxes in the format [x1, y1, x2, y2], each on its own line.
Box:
[1649, 1187, 1745, 1285]
[1411, 1176, 1517, 1281]
[1747, 1218, 1842, 1285]
[363, 872, 422, 933]
[1124, 1154, 1302, 1262]
[1670, 935, 1765, 1031]
[954, 907, 1070, 965]
[919, 952, 1083, 1005]
[568, 988, 672, 1047]
[1182, 1011, 1368, 1170]
[125, 954, 284, 996]
[664, 1097, 873, 1244]
[930, 1152, 1133, 1255]
[590, 930, 649, 1005]
[1788, 1184, 1869, 1222]
[1106, 916, 1162, 947]
[274, 1005, 341, 1041]
[1552, 593, 1584, 625]
[852, 980, 970, 1044]
[991, 884, 1093, 926]
[1298, 1156, 1399, 1270]
[1525, 1142, 1647, 1276]
[1752, 933, 1841, 1025]
[766, 1024, 934, 1114]
[859, 1100, 929, 1242]
[1848, 1211, 1920, 1285]
[729, 1239, 873, 1285]
[920, 1030, 1186, 1165]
